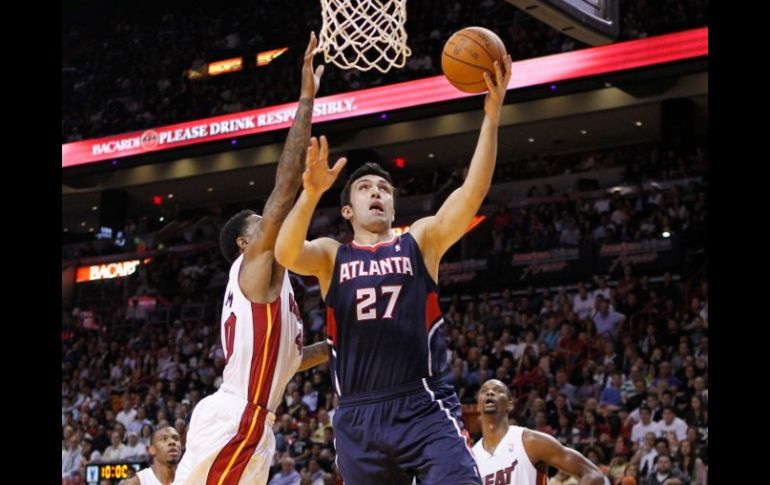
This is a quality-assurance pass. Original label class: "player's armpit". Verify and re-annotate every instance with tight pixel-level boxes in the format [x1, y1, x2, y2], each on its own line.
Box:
[275, 235, 339, 295]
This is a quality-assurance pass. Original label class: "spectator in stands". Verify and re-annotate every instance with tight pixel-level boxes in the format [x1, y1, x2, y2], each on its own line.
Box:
[289, 422, 313, 470]
[675, 438, 707, 485]
[121, 431, 149, 462]
[631, 407, 659, 450]
[592, 277, 612, 302]
[300, 457, 326, 485]
[633, 432, 659, 479]
[116, 395, 137, 429]
[554, 368, 577, 405]
[540, 317, 561, 351]
[593, 299, 626, 340]
[269, 456, 301, 485]
[652, 361, 682, 390]
[62, 434, 82, 479]
[573, 282, 596, 320]
[514, 330, 538, 360]
[600, 372, 624, 410]
[512, 351, 546, 394]
[128, 407, 151, 436]
[656, 407, 688, 442]
[102, 431, 126, 462]
[643, 454, 687, 485]
[618, 463, 640, 485]
[301, 381, 320, 414]
[139, 424, 153, 448]
[573, 365, 600, 409]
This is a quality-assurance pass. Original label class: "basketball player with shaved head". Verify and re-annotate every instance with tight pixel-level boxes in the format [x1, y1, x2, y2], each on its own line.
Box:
[473, 379, 607, 485]
[120, 426, 181, 485]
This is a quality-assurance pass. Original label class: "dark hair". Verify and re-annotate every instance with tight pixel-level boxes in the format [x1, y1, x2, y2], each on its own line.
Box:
[339, 162, 394, 207]
[219, 209, 256, 263]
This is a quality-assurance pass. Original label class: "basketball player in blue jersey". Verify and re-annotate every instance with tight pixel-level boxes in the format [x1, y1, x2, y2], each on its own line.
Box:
[274, 54, 512, 484]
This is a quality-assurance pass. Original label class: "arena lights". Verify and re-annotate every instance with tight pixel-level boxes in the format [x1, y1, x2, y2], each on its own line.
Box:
[257, 47, 289, 67]
[208, 57, 243, 76]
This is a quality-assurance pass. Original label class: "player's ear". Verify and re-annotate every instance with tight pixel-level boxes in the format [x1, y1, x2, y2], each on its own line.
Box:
[507, 396, 515, 413]
[236, 235, 249, 251]
[341, 205, 353, 220]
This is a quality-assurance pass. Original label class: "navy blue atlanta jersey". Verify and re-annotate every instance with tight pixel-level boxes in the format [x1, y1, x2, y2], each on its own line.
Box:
[324, 232, 449, 396]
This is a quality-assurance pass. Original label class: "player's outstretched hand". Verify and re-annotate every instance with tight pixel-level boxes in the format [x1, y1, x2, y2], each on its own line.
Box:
[300, 31, 325, 99]
[303, 135, 347, 197]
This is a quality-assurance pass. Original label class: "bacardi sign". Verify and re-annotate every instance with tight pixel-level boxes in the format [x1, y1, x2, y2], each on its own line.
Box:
[76, 260, 142, 283]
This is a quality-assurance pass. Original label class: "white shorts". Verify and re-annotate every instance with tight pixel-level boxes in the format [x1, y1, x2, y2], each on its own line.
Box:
[172, 390, 276, 485]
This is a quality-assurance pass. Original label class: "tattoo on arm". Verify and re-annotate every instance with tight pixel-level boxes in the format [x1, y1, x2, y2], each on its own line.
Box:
[262, 97, 314, 224]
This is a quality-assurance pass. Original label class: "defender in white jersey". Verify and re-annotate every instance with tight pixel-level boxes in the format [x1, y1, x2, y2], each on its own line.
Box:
[172, 32, 330, 485]
[121, 427, 181, 485]
[472, 380, 606, 485]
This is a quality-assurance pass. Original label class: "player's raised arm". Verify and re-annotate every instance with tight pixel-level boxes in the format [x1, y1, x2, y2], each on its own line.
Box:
[274, 136, 346, 293]
[247, 32, 324, 256]
[410, 54, 512, 279]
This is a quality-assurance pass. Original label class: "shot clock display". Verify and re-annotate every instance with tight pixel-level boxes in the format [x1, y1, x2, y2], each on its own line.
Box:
[85, 462, 142, 484]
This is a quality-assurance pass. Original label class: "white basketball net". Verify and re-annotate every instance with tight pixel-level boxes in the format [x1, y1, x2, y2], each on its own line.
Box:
[317, 0, 412, 73]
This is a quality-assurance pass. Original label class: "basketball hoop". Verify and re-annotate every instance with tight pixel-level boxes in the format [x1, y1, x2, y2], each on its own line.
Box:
[317, 0, 412, 73]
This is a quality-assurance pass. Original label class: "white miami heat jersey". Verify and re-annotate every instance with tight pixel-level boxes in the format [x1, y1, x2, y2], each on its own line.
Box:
[219, 254, 304, 411]
[136, 467, 163, 485]
[472, 426, 547, 485]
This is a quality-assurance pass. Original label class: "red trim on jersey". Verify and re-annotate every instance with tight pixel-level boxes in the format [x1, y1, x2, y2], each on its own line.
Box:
[247, 299, 282, 408]
[425, 291, 442, 333]
[326, 307, 337, 345]
[223, 312, 237, 366]
[350, 235, 398, 252]
[536, 469, 548, 485]
[205, 404, 268, 485]
[247, 302, 269, 404]
[256, 302, 283, 406]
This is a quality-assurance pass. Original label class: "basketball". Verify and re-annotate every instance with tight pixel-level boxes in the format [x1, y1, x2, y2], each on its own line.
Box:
[441, 27, 508, 93]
